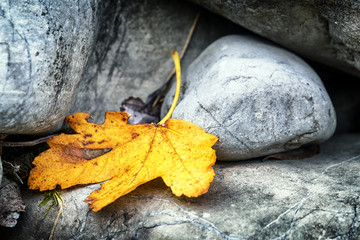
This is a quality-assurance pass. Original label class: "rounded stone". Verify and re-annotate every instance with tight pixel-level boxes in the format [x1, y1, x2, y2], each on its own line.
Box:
[162, 35, 336, 160]
[189, 0, 360, 77]
[0, 0, 96, 134]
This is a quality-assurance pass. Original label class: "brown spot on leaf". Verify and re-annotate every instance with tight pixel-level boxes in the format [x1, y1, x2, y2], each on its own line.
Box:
[132, 133, 139, 139]
[67, 148, 113, 160]
[82, 140, 95, 146]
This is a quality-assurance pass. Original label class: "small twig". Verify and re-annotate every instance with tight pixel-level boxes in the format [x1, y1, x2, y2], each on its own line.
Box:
[165, 13, 200, 83]
[49, 197, 63, 240]
[0, 134, 58, 147]
[3, 161, 24, 184]
[150, 12, 200, 107]
[39, 190, 64, 240]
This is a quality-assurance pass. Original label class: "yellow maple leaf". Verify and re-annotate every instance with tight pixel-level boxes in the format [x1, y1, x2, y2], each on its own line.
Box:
[28, 51, 218, 212]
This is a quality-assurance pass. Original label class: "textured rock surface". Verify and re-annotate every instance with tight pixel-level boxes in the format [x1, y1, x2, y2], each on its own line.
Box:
[190, 0, 360, 77]
[68, 0, 198, 125]
[0, 0, 96, 134]
[162, 35, 336, 160]
[68, 0, 246, 125]
[2, 134, 360, 239]
[0, 0, 246, 134]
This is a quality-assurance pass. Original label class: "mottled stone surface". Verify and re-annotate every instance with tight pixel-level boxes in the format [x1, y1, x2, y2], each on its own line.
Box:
[190, 0, 360, 77]
[2, 134, 360, 239]
[162, 35, 336, 160]
[68, 0, 197, 125]
[0, 0, 246, 134]
[0, 0, 96, 134]
[68, 0, 246, 125]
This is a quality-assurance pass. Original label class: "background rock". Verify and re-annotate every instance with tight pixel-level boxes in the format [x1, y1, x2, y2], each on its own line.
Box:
[0, 0, 359, 238]
[68, 0, 248, 125]
[189, 0, 360, 77]
[1, 0, 359, 135]
[1, 134, 359, 239]
[0, 0, 96, 134]
[0, 0, 248, 135]
[162, 35, 336, 160]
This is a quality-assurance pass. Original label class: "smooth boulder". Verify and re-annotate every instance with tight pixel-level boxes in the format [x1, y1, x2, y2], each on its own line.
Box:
[162, 35, 336, 160]
[0, 0, 96, 134]
[190, 0, 360, 77]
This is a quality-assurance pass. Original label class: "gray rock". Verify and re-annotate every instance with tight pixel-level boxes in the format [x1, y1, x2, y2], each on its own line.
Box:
[68, 0, 244, 125]
[0, 0, 96, 134]
[2, 134, 360, 239]
[0, 0, 246, 135]
[68, 0, 199, 125]
[189, 0, 360, 77]
[162, 35, 336, 160]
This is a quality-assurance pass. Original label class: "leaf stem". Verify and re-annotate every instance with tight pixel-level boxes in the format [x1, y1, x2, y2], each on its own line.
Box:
[151, 13, 199, 108]
[158, 50, 181, 125]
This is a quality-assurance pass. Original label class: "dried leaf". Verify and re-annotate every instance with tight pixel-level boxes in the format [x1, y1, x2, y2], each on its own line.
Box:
[120, 97, 160, 124]
[0, 178, 25, 227]
[28, 112, 218, 212]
